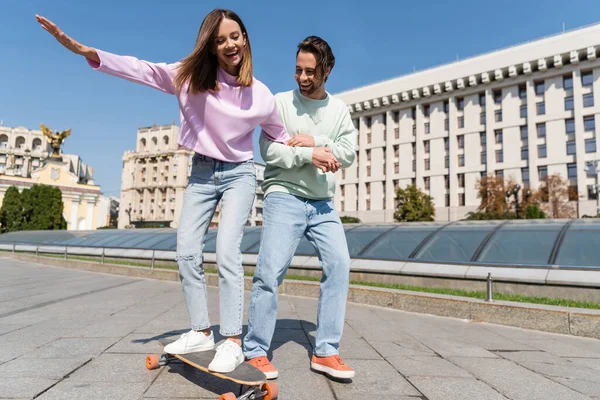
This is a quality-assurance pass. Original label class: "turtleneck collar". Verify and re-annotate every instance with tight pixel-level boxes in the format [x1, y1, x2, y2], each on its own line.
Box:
[217, 66, 241, 87]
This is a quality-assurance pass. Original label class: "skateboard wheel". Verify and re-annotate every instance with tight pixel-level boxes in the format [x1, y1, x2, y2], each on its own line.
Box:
[146, 354, 160, 370]
[262, 382, 279, 400]
[218, 393, 236, 400]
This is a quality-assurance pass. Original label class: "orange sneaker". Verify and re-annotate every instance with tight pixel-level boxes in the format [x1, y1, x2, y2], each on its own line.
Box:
[310, 354, 355, 379]
[247, 356, 278, 379]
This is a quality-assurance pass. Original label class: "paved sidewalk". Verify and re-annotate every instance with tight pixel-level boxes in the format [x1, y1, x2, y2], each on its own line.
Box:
[1, 257, 600, 399]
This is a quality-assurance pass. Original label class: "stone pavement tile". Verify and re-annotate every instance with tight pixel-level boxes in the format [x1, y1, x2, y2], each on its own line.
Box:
[0, 377, 58, 398]
[106, 333, 169, 354]
[0, 342, 40, 363]
[37, 381, 149, 400]
[566, 358, 600, 370]
[497, 350, 572, 365]
[408, 377, 508, 400]
[449, 357, 590, 400]
[434, 325, 539, 351]
[271, 328, 310, 344]
[416, 337, 500, 358]
[64, 316, 148, 338]
[271, 366, 336, 399]
[369, 339, 437, 358]
[387, 355, 473, 378]
[517, 362, 600, 396]
[274, 318, 303, 330]
[517, 338, 600, 358]
[0, 357, 87, 379]
[0, 323, 30, 336]
[339, 337, 382, 360]
[328, 360, 422, 398]
[67, 353, 160, 384]
[270, 340, 312, 371]
[20, 337, 120, 359]
[143, 363, 238, 398]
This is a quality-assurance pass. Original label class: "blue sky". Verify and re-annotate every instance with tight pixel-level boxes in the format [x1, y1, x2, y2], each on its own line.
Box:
[2, 0, 600, 198]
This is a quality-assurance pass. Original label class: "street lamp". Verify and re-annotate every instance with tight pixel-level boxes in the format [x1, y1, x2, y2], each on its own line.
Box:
[505, 184, 522, 218]
[585, 160, 600, 216]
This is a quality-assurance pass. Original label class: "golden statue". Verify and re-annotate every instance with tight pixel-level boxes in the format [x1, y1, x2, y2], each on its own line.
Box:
[40, 123, 71, 159]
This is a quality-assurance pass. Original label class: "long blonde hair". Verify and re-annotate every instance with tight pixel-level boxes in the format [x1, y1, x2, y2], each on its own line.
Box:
[173, 9, 253, 94]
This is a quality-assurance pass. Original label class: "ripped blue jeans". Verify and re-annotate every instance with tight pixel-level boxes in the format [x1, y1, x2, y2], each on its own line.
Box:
[176, 154, 256, 336]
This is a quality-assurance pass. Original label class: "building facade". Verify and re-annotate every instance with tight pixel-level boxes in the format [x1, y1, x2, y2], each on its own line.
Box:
[0, 125, 102, 230]
[335, 24, 600, 222]
[118, 124, 265, 228]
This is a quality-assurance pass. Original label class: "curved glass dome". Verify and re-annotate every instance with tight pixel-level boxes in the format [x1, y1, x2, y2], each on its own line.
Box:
[1, 219, 598, 268]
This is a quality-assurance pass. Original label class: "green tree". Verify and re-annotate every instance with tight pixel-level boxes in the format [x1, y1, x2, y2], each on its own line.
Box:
[524, 204, 546, 219]
[0, 184, 66, 232]
[340, 216, 361, 224]
[394, 184, 435, 222]
[0, 186, 23, 233]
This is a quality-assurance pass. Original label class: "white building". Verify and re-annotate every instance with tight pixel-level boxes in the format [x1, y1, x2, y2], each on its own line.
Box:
[335, 23, 600, 222]
[119, 123, 265, 228]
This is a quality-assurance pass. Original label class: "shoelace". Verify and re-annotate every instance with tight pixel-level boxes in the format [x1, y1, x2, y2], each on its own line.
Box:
[216, 341, 239, 359]
[332, 356, 346, 366]
[254, 357, 270, 367]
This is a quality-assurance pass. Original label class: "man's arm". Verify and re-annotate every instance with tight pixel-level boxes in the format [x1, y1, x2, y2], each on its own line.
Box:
[259, 130, 313, 169]
[312, 110, 356, 168]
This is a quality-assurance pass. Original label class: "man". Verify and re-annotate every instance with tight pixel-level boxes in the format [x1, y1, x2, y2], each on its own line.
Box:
[243, 36, 356, 380]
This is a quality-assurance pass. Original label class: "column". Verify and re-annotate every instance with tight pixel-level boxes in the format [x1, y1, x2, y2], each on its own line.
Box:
[70, 197, 80, 231]
[83, 195, 97, 230]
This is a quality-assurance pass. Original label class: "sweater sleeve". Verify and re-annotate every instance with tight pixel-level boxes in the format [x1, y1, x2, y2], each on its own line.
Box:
[258, 92, 289, 144]
[313, 108, 356, 168]
[86, 49, 177, 95]
[259, 130, 313, 169]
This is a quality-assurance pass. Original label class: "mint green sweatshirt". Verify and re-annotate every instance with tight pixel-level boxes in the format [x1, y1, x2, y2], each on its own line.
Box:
[259, 89, 356, 200]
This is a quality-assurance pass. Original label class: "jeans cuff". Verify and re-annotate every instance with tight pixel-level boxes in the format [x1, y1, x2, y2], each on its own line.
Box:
[191, 324, 211, 331]
[313, 351, 339, 357]
[244, 350, 267, 359]
[220, 329, 243, 337]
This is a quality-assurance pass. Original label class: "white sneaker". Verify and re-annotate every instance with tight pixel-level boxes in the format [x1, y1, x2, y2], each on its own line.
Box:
[163, 330, 215, 354]
[208, 340, 245, 373]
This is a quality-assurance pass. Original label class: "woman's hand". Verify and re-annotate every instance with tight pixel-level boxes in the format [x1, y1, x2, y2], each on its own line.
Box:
[35, 14, 99, 63]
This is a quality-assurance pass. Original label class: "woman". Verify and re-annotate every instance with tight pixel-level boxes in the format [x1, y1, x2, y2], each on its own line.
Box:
[35, 9, 288, 373]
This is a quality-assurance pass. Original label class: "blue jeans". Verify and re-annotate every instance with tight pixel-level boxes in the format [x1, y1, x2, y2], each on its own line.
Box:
[243, 192, 351, 358]
[176, 154, 256, 337]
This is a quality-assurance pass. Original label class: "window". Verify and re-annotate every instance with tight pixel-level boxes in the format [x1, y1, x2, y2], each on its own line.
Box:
[568, 163, 577, 179]
[394, 145, 399, 157]
[458, 173, 465, 188]
[444, 137, 449, 151]
[480, 132, 486, 145]
[536, 101, 545, 115]
[459, 193, 465, 206]
[584, 93, 594, 107]
[365, 116, 372, 128]
[496, 170, 504, 178]
[458, 154, 465, 167]
[367, 166, 371, 176]
[582, 71, 594, 87]
[411, 107, 416, 119]
[393, 112, 399, 123]
[495, 129, 503, 144]
[424, 177, 430, 190]
[584, 116, 595, 132]
[493, 90, 502, 104]
[445, 194, 450, 207]
[412, 160, 416, 172]
[588, 185, 598, 200]
[566, 140, 576, 155]
[538, 144, 547, 158]
[424, 140, 430, 153]
[457, 135, 464, 149]
[394, 127, 399, 139]
[519, 84, 527, 99]
[522, 167, 530, 185]
[445, 155, 449, 168]
[496, 150, 503, 163]
[565, 96, 574, 111]
[444, 175, 450, 189]
[520, 126, 528, 140]
[521, 147, 528, 160]
[566, 118, 575, 134]
[586, 138, 596, 153]
[481, 151, 487, 165]
[538, 166, 548, 180]
[423, 104, 430, 117]
[367, 149, 371, 161]
[479, 93, 486, 106]
[425, 122, 430, 134]
[564, 74, 573, 90]
[367, 132, 372, 143]
[480, 112, 486, 125]
[520, 105, 527, 118]
[413, 124, 416, 136]
[444, 118, 449, 131]
[457, 97, 464, 110]
[458, 116, 464, 128]
[537, 123, 546, 138]
[444, 101, 449, 114]
[394, 162, 399, 173]
[495, 109, 502, 122]
[425, 159, 430, 170]
[535, 81, 545, 96]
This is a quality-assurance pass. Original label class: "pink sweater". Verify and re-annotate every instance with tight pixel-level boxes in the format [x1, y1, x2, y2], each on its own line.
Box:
[87, 49, 288, 162]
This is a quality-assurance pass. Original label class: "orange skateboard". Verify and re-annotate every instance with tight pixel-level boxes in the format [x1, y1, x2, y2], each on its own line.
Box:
[146, 338, 278, 400]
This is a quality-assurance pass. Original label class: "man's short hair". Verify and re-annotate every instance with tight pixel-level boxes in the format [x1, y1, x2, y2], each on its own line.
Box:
[297, 36, 335, 82]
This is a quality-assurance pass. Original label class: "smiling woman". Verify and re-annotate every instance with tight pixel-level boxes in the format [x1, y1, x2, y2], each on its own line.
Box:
[34, 8, 290, 376]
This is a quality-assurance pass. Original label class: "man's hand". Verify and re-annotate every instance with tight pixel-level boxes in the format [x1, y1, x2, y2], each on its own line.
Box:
[312, 147, 341, 173]
[288, 133, 315, 147]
